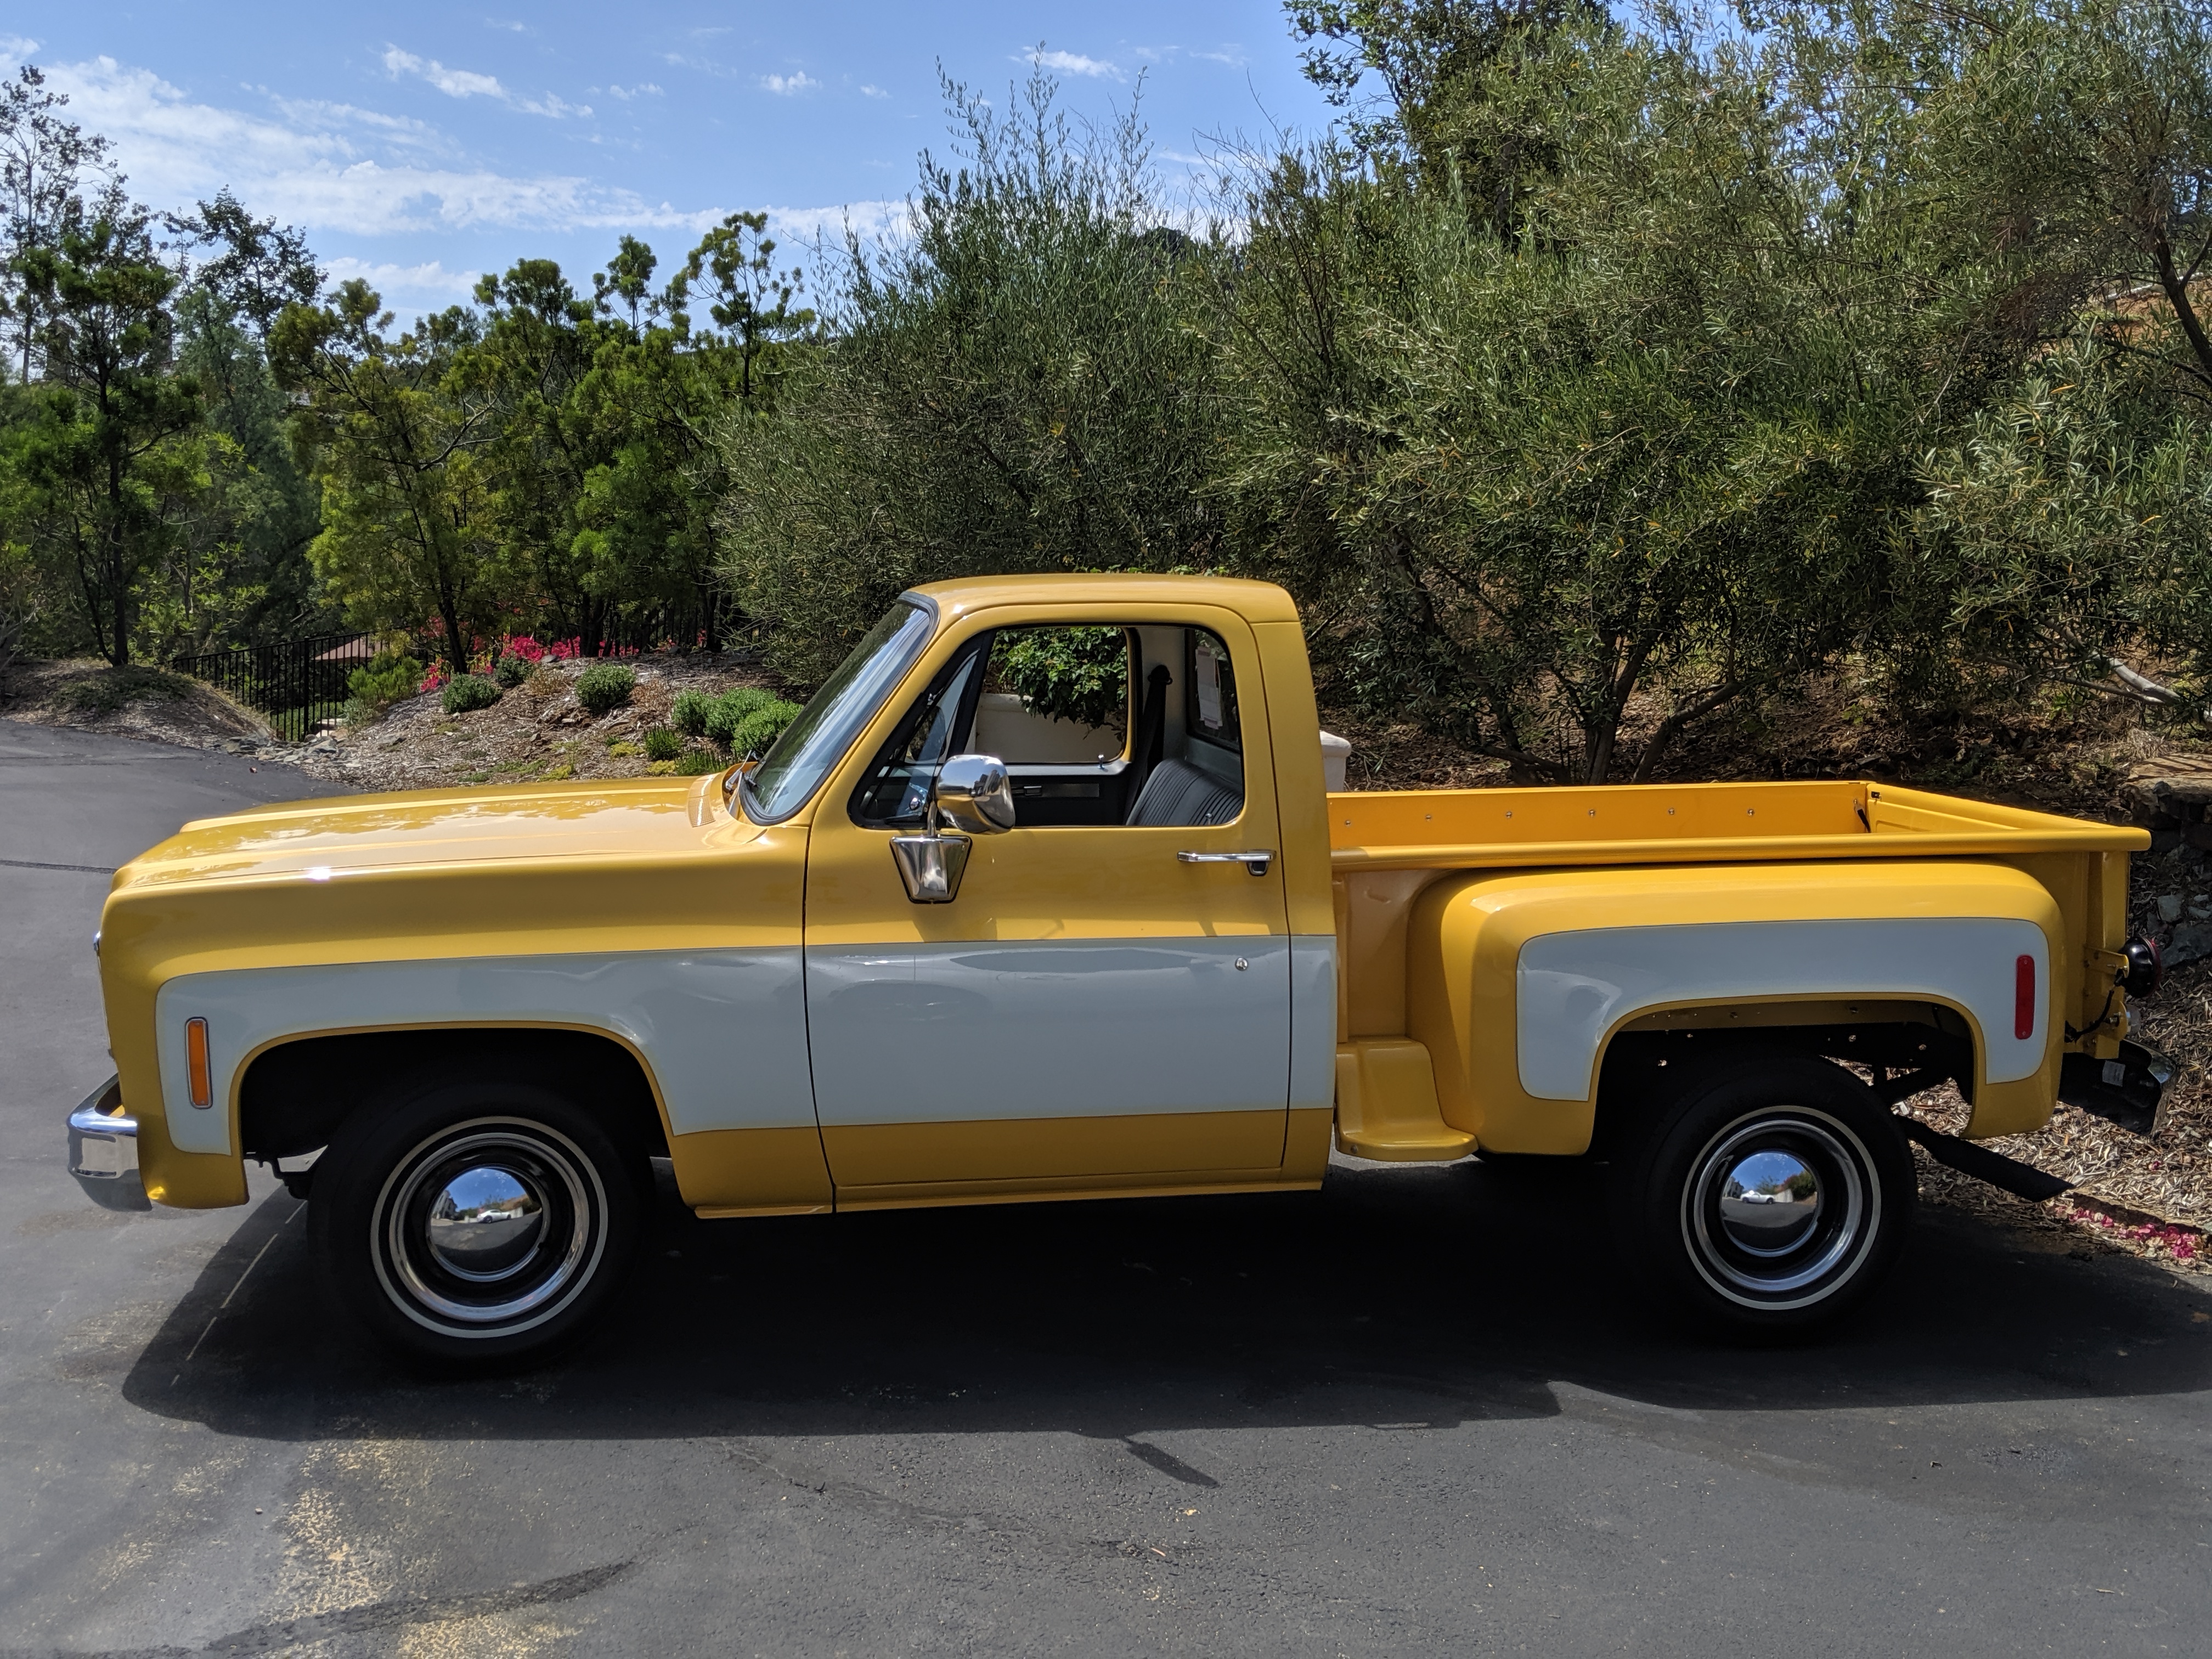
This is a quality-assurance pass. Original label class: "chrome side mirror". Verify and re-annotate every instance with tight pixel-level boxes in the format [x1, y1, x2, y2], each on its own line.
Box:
[930, 754, 1015, 836]
[889, 753, 1013, 904]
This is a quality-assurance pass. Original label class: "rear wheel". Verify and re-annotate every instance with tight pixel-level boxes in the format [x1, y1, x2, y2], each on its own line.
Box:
[310, 1071, 642, 1368]
[1617, 1052, 1914, 1333]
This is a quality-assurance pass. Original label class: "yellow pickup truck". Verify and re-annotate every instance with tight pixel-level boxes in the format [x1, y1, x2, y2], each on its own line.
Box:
[66, 575, 2169, 1363]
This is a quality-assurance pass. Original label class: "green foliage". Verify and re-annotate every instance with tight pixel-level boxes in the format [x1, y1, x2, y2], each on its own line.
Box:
[493, 652, 533, 688]
[574, 661, 635, 714]
[0, 87, 331, 667]
[670, 687, 714, 735]
[993, 627, 1129, 730]
[703, 685, 776, 745]
[273, 283, 499, 675]
[641, 725, 684, 761]
[441, 673, 501, 714]
[14, 5, 2212, 780]
[719, 69, 1222, 684]
[674, 746, 726, 775]
[1198, 0, 2212, 777]
[4, 192, 215, 666]
[728, 699, 803, 758]
[346, 648, 423, 713]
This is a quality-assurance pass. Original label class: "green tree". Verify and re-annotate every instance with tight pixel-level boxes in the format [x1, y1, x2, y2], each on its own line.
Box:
[467, 224, 806, 653]
[5, 190, 213, 664]
[0, 64, 114, 386]
[718, 67, 1223, 681]
[271, 281, 500, 670]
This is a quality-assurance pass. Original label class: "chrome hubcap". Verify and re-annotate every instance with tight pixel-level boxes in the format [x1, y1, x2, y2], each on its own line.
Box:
[1683, 1109, 1877, 1310]
[373, 1121, 605, 1335]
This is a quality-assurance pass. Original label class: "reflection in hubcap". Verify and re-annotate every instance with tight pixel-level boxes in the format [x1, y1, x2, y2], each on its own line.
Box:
[426, 1166, 545, 1281]
[1718, 1149, 1821, 1255]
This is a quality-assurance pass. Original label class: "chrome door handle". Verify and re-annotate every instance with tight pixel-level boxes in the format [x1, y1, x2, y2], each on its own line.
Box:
[1178, 849, 1274, 877]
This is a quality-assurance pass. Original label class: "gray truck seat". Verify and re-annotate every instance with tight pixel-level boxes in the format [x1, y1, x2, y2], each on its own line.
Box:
[1124, 758, 1241, 827]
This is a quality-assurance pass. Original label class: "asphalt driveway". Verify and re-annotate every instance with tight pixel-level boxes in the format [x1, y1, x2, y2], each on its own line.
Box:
[3, 719, 2209, 1656]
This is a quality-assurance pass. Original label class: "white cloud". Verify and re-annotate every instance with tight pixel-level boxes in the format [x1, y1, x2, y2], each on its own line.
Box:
[42, 56, 685, 235]
[1191, 47, 1249, 66]
[1027, 49, 1124, 81]
[762, 199, 907, 244]
[382, 46, 589, 119]
[860, 84, 889, 100]
[383, 47, 501, 100]
[323, 256, 483, 308]
[759, 71, 820, 96]
[29, 51, 902, 293]
[602, 83, 664, 101]
[268, 94, 444, 148]
[0, 34, 40, 60]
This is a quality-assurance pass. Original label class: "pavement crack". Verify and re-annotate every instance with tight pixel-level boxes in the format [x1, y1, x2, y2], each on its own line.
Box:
[12, 1561, 633, 1658]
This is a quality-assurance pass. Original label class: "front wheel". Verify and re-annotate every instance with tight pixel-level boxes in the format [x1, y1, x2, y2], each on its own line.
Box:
[1617, 1053, 1914, 1334]
[310, 1073, 641, 1368]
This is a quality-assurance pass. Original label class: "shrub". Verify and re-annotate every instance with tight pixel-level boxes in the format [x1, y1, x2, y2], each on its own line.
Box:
[729, 698, 802, 757]
[675, 747, 726, 776]
[703, 686, 776, 746]
[442, 674, 502, 714]
[670, 689, 714, 736]
[575, 662, 635, 715]
[642, 726, 685, 761]
[494, 653, 533, 689]
[606, 740, 643, 759]
[646, 759, 679, 775]
[346, 650, 423, 714]
[541, 762, 575, 781]
[994, 627, 1129, 730]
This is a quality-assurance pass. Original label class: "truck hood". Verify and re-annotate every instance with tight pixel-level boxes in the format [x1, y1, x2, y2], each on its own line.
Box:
[115, 777, 726, 890]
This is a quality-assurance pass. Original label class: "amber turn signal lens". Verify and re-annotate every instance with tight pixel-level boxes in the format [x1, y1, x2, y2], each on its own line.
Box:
[185, 1017, 212, 1109]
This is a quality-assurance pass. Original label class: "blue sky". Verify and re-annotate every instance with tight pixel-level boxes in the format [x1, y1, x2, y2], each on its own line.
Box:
[8, 4, 1340, 322]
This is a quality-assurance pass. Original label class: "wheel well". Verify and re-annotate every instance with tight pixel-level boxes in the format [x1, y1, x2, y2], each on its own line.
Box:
[239, 1028, 670, 1165]
[1590, 1017, 1974, 1159]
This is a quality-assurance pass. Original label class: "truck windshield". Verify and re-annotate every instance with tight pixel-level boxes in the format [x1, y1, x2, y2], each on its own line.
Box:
[740, 600, 937, 823]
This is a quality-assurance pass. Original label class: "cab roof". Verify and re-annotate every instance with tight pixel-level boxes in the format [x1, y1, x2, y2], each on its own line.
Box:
[905, 572, 1302, 627]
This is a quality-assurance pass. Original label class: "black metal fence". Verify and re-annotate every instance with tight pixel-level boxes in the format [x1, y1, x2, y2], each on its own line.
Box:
[172, 633, 364, 742]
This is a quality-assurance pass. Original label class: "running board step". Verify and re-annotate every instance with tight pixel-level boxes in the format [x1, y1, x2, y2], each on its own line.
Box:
[1334, 1040, 1476, 1163]
[1896, 1116, 2072, 1202]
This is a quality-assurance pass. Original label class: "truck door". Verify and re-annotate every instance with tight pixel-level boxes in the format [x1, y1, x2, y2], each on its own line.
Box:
[802, 608, 1292, 1198]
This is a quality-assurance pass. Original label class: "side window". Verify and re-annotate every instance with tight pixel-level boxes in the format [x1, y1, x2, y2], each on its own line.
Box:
[851, 622, 1248, 831]
[1186, 630, 1240, 754]
[977, 627, 1132, 764]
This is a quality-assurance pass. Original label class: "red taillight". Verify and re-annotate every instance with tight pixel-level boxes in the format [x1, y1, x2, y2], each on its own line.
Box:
[185, 1017, 212, 1108]
[2015, 955, 2036, 1041]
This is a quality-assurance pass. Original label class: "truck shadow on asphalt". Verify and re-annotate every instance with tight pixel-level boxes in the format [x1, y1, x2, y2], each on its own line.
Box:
[120, 1156, 2212, 1442]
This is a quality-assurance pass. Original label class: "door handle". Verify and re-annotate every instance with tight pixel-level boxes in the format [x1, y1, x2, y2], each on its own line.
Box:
[1178, 849, 1274, 877]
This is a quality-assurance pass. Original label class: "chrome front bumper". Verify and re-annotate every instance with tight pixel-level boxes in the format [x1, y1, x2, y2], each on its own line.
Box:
[67, 1075, 148, 1211]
